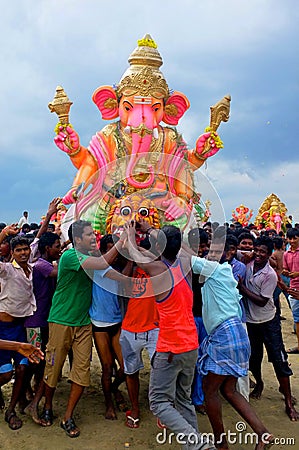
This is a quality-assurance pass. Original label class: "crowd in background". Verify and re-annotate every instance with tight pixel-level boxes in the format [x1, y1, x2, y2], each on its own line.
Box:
[1, 201, 299, 449]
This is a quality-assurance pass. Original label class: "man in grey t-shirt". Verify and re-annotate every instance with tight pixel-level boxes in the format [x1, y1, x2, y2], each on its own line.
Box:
[239, 236, 298, 421]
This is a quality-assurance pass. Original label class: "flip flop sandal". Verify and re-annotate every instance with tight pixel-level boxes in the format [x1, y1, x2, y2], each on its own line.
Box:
[157, 417, 167, 429]
[39, 408, 54, 426]
[5, 411, 23, 430]
[125, 410, 140, 428]
[60, 417, 80, 438]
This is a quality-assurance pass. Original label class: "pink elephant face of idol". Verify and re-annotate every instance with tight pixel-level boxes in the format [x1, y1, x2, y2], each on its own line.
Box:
[118, 94, 164, 129]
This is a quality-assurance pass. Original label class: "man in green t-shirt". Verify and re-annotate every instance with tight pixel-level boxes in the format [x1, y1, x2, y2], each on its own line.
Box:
[38, 220, 125, 438]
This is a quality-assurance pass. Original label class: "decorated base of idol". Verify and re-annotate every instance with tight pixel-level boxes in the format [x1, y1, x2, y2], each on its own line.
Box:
[49, 35, 230, 235]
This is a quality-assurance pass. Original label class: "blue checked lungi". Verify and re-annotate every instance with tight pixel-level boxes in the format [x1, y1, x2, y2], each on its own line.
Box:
[198, 316, 250, 378]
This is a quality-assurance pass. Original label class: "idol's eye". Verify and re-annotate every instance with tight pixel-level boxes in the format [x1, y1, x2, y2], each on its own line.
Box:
[152, 102, 161, 112]
[139, 207, 149, 217]
[123, 101, 133, 112]
[121, 206, 131, 216]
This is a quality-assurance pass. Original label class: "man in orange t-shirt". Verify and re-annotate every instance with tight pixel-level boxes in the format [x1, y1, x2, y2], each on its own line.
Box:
[125, 223, 215, 450]
[120, 238, 159, 428]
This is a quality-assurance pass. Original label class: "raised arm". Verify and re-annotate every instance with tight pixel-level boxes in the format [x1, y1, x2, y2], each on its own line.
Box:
[36, 197, 61, 239]
[0, 224, 19, 245]
[81, 234, 126, 270]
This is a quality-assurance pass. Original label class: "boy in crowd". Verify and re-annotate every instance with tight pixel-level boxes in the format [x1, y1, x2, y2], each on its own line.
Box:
[24, 232, 61, 423]
[0, 236, 36, 430]
[187, 228, 209, 415]
[120, 236, 159, 428]
[270, 236, 290, 319]
[283, 228, 299, 353]
[225, 234, 249, 401]
[90, 234, 132, 420]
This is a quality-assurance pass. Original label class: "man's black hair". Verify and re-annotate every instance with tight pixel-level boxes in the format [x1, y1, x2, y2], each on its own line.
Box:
[38, 232, 60, 254]
[211, 226, 228, 251]
[100, 234, 119, 253]
[254, 236, 274, 255]
[68, 220, 92, 244]
[286, 228, 299, 239]
[47, 224, 56, 232]
[30, 223, 39, 231]
[237, 232, 255, 245]
[187, 228, 209, 247]
[272, 236, 283, 250]
[160, 225, 181, 260]
[10, 236, 30, 251]
[22, 223, 31, 233]
[226, 234, 238, 248]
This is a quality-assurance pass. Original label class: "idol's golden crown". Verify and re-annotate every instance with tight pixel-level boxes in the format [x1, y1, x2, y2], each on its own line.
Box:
[116, 34, 170, 100]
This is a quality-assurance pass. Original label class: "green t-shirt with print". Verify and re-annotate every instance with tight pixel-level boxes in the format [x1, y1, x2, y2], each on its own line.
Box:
[48, 248, 92, 326]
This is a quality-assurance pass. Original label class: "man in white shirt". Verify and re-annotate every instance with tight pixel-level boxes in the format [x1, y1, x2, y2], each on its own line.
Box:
[0, 235, 36, 430]
[18, 211, 29, 229]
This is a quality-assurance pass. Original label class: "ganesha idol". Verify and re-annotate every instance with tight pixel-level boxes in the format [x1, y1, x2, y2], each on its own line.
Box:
[49, 34, 231, 233]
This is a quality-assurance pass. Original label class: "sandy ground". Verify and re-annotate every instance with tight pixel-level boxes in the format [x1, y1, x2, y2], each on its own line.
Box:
[0, 297, 298, 450]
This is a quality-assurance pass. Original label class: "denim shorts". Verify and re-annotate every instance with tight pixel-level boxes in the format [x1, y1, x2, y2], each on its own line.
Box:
[289, 296, 299, 323]
[0, 321, 28, 373]
[120, 328, 159, 375]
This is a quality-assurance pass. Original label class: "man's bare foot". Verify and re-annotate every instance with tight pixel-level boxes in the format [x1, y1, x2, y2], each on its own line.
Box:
[255, 434, 275, 449]
[286, 405, 299, 421]
[250, 381, 264, 399]
[5, 410, 23, 430]
[24, 402, 41, 424]
[105, 405, 117, 420]
[195, 404, 206, 415]
[279, 387, 297, 405]
[113, 390, 128, 412]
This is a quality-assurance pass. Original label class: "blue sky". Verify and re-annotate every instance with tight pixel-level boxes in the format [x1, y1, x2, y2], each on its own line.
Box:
[1, 1, 298, 225]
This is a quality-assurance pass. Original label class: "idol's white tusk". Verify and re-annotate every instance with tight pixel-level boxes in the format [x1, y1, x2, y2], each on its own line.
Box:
[124, 125, 131, 134]
[153, 128, 159, 139]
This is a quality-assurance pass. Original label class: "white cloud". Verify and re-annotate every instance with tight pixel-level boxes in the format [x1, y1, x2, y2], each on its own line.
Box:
[200, 157, 299, 222]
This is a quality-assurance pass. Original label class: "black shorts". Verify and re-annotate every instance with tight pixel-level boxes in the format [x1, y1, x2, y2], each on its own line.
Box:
[246, 314, 292, 378]
[92, 322, 121, 337]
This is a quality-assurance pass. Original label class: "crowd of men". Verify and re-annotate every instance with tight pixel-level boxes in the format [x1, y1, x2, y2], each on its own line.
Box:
[1, 201, 299, 450]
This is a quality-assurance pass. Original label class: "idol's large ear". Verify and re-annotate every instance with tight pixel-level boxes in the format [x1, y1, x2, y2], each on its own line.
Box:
[92, 86, 119, 120]
[163, 91, 190, 125]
